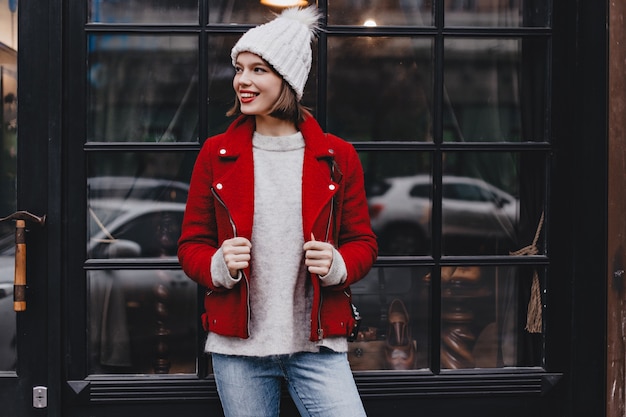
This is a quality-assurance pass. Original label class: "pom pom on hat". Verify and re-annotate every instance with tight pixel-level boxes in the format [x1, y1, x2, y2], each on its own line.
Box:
[231, 6, 321, 100]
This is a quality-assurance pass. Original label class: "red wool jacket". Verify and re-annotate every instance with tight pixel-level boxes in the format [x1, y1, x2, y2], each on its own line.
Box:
[178, 114, 378, 342]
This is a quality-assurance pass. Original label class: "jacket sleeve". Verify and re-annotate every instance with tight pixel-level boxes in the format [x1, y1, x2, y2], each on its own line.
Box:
[211, 247, 243, 289]
[318, 247, 347, 287]
[177, 139, 224, 291]
[332, 140, 378, 289]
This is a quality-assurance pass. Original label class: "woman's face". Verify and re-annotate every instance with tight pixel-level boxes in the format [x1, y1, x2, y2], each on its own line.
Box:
[233, 52, 283, 118]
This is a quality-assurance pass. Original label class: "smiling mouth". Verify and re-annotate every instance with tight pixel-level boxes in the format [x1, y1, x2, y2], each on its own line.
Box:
[240, 92, 258, 103]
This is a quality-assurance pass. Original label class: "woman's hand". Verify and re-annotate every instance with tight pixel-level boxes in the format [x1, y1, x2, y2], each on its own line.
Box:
[222, 237, 252, 278]
[303, 233, 334, 276]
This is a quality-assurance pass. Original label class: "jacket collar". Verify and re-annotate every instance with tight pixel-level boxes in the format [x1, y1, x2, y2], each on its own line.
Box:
[217, 114, 340, 241]
[222, 114, 335, 162]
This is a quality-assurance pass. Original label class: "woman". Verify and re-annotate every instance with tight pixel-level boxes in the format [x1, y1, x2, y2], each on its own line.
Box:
[178, 6, 377, 416]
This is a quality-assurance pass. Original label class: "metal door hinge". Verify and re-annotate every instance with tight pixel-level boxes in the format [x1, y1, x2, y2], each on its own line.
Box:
[33, 386, 47, 408]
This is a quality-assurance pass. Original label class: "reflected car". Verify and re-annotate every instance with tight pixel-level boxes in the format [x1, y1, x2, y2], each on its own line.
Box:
[88, 198, 185, 258]
[368, 175, 519, 255]
[87, 176, 189, 203]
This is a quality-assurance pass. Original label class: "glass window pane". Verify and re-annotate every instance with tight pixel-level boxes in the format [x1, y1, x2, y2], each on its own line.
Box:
[348, 266, 430, 371]
[444, 0, 551, 27]
[87, 151, 194, 198]
[328, 37, 433, 142]
[88, 269, 197, 374]
[208, 1, 281, 25]
[364, 149, 545, 258]
[441, 151, 545, 256]
[442, 152, 517, 255]
[88, 204, 184, 259]
[0, 50, 17, 372]
[440, 265, 542, 369]
[88, 0, 199, 24]
[362, 151, 433, 256]
[443, 38, 548, 142]
[0, 235, 15, 372]
[207, 35, 240, 136]
[87, 35, 199, 142]
[328, 0, 433, 26]
[0, 54, 17, 219]
[87, 152, 195, 259]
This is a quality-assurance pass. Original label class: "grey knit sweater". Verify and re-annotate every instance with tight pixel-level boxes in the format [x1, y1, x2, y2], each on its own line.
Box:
[205, 131, 348, 356]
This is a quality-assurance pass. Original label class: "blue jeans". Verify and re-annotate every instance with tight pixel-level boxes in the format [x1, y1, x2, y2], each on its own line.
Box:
[212, 349, 367, 417]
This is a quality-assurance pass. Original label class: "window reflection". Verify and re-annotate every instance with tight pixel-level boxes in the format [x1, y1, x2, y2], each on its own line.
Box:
[0, 53, 16, 217]
[440, 175, 519, 255]
[442, 152, 524, 255]
[88, 269, 197, 374]
[0, 235, 16, 372]
[0, 44, 17, 373]
[87, 152, 194, 259]
[363, 151, 432, 255]
[369, 172, 520, 256]
[87, 0, 550, 27]
[444, 0, 551, 27]
[328, 37, 433, 142]
[88, 0, 199, 24]
[207, 35, 242, 137]
[348, 266, 430, 371]
[208, 1, 279, 24]
[87, 152, 194, 192]
[88, 206, 183, 259]
[443, 38, 548, 142]
[369, 174, 433, 256]
[347, 264, 541, 371]
[87, 35, 199, 142]
[437, 265, 541, 369]
[328, 0, 433, 26]
[364, 151, 543, 257]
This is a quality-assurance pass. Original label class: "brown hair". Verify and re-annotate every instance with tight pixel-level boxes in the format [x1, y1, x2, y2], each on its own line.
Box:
[227, 75, 309, 125]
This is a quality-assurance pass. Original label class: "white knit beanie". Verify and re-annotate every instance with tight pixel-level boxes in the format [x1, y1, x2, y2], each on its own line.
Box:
[231, 6, 321, 101]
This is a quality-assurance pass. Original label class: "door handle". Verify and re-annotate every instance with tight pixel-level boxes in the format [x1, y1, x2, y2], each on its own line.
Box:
[0, 211, 46, 311]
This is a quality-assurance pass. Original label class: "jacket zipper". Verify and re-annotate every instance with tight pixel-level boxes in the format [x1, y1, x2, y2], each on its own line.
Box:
[317, 195, 335, 341]
[211, 186, 251, 337]
[324, 195, 334, 243]
[211, 187, 238, 237]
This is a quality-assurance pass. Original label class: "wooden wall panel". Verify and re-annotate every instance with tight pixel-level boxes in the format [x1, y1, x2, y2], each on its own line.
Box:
[607, 1, 626, 416]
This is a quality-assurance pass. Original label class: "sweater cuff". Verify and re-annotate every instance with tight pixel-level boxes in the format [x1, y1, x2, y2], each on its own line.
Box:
[211, 247, 242, 289]
[319, 248, 347, 287]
